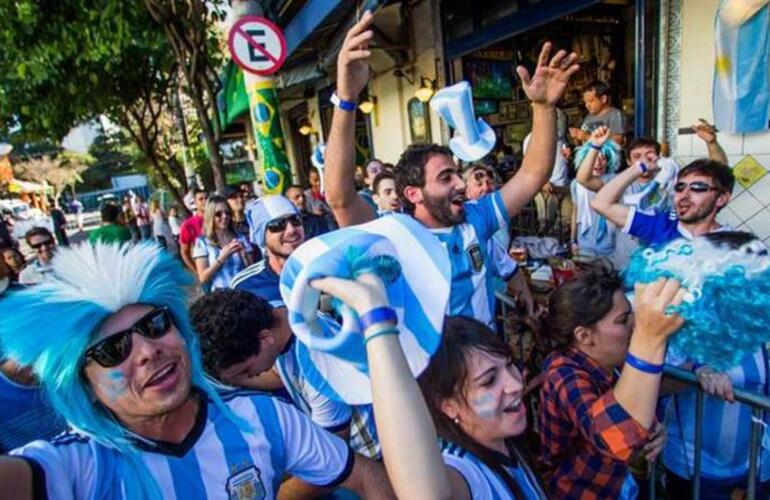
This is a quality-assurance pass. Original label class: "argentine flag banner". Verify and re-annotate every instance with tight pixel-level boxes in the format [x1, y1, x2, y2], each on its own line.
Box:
[713, 0, 770, 133]
[280, 214, 451, 404]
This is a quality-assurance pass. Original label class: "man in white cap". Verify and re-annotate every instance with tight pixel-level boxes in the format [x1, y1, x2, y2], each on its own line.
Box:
[231, 195, 305, 306]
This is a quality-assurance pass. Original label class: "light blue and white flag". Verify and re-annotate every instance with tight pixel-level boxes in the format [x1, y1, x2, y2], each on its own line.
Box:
[713, 0, 770, 133]
[280, 213, 451, 404]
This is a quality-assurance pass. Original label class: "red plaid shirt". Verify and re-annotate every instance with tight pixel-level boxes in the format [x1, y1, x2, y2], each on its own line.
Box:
[538, 347, 650, 499]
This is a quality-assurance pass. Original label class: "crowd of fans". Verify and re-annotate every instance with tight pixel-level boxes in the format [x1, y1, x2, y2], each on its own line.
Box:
[0, 12, 767, 500]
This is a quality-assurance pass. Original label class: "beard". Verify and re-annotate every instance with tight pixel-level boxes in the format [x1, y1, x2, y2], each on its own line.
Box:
[677, 198, 717, 223]
[422, 191, 466, 226]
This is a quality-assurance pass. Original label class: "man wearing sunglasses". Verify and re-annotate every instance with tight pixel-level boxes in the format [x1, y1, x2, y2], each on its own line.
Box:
[591, 158, 735, 247]
[0, 242, 392, 499]
[18, 227, 57, 285]
[232, 195, 305, 306]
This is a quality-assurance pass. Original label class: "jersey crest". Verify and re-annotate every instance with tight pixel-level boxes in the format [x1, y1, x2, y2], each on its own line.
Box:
[467, 243, 484, 273]
[226, 465, 265, 500]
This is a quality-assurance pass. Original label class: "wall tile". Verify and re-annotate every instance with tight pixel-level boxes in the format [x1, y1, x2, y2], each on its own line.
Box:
[743, 130, 770, 155]
[691, 136, 708, 156]
[717, 206, 742, 228]
[747, 174, 770, 206]
[744, 209, 770, 240]
[716, 132, 744, 155]
[728, 190, 764, 222]
[676, 134, 692, 156]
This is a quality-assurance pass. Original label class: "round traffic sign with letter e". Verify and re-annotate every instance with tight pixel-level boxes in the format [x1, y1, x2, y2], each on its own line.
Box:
[228, 16, 287, 76]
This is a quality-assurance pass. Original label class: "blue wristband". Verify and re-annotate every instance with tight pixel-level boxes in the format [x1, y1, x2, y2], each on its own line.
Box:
[331, 92, 357, 112]
[364, 326, 400, 345]
[359, 306, 397, 332]
[589, 142, 602, 151]
[625, 352, 663, 374]
[639, 162, 648, 174]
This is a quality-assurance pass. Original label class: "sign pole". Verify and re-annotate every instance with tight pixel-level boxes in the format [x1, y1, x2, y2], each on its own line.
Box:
[229, 2, 291, 195]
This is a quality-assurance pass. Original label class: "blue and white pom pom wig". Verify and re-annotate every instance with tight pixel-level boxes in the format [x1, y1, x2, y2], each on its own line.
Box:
[574, 139, 621, 174]
[0, 242, 246, 499]
[624, 233, 770, 370]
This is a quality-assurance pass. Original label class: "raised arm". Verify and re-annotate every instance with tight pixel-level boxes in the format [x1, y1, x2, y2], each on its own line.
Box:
[499, 44, 579, 217]
[692, 119, 729, 165]
[311, 274, 452, 500]
[324, 13, 377, 227]
[575, 126, 611, 192]
[590, 157, 658, 228]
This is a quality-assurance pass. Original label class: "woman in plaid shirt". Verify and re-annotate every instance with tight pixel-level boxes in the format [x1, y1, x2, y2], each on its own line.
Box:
[538, 265, 685, 499]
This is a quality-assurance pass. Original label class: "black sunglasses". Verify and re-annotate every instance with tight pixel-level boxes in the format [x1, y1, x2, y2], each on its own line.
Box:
[85, 307, 172, 368]
[30, 239, 54, 250]
[674, 181, 720, 194]
[266, 214, 302, 233]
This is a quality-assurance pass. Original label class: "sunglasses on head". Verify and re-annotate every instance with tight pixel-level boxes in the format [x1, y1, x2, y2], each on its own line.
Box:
[85, 307, 173, 368]
[674, 181, 720, 194]
[266, 214, 302, 233]
[30, 239, 53, 250]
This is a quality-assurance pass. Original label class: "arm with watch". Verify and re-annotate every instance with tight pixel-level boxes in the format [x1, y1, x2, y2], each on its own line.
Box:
[324, 13, 378, 227]
[590, 156, 660, 229]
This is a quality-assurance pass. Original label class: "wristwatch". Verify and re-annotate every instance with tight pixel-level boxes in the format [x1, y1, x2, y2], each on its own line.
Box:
[330, 92, 357, 112]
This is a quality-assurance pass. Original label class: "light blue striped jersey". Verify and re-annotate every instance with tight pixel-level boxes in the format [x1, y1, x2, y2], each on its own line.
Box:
[663, 346, 770, 482]
[11, 390, 352, 499]
[276, 338, 381, 459]
[428, 191, 509, 327]
[441, 440, 545, 500]
[193, 235, 253, 291]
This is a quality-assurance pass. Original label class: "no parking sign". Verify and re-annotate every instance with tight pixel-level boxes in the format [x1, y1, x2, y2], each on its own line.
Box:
[227, 16, 287, 76]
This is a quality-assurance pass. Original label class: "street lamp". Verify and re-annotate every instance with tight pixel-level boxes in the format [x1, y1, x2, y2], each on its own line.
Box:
[415, 77, 436, 103]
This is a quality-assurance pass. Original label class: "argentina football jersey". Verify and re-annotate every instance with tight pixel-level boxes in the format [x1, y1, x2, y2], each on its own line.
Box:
[428, 191, 509, 327]
[11, 390, 353, 499]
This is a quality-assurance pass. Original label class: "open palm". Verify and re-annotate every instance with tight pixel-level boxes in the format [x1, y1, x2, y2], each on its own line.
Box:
[517, 42, 579, 106]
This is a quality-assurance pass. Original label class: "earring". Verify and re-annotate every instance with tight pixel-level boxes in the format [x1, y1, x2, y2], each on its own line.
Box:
[453, 417, 460, 425]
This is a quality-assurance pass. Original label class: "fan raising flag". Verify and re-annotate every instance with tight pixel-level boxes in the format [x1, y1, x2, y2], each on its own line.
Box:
[280, 213, 451, 404]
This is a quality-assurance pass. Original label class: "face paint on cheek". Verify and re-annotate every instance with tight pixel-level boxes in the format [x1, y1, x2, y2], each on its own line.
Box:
[103, 370, 129, 402]
[470, 393, 498, 420]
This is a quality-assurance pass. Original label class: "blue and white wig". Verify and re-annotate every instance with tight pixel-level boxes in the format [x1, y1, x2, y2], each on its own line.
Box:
[0, 242, 245, 499]
[574, 139, 621, 174]
[624, 236, 770, 369]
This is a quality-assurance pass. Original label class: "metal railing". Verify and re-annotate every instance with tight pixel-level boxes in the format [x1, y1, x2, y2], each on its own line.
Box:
[647, 365, 770, 500]
[494, 290, 770, 499]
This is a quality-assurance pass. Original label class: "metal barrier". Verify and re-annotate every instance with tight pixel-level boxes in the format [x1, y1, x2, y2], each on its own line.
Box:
[647, 365, 770, 500]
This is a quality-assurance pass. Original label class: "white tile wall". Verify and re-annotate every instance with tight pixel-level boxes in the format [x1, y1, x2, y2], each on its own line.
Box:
[743, 130, 770, 155]
[717, 132, 744, 156]
[729, 190, 764, 221]
[717, 205, 742, 228]
[744, 208, 770, 240]
[676, 134, 692, 156]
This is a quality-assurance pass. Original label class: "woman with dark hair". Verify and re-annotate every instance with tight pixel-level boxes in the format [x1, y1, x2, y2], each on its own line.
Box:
[310, 269, 682, 499]
[192, 195, 253, 290]
[538, 264, 685, 499]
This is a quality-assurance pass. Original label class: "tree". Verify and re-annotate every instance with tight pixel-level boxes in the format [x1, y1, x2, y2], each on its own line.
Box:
[0, 1, 194, 211]
[13, 153, 90, 201]
[143, 0, 229, 194]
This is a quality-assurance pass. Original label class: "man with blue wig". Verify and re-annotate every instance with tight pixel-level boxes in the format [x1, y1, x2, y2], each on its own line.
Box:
[0, 242, 391, 499]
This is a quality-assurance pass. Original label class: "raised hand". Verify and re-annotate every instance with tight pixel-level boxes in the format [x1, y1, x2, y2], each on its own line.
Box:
[336, 11, 375, 101]
[692, 119, 717, 145]
[310, 272, 389, 319]
[633, 278, 686, 343]
[517, 42, 579, 106]
[590, 125, 611, 147]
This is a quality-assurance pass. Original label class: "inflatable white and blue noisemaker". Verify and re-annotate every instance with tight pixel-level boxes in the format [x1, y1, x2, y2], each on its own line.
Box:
[280, 213, 451, 404]
[430, 81, 496, 162]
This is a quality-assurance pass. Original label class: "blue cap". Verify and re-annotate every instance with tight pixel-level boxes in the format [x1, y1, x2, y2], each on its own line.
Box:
[245, 195, 299, 249]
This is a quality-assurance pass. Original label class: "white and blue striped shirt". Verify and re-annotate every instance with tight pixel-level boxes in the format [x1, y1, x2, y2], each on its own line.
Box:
[193, 235, 253, 291]
[664, 346, 770, 482]
[428, 191, 509, 327]
[441, 441, 545, 499]
[12, 390, 353, 499]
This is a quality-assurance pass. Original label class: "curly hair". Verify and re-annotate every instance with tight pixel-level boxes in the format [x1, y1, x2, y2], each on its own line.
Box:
[542, 262, 624, 352]
[190, 289, 274, 375]
[394, 143, 453, 213]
